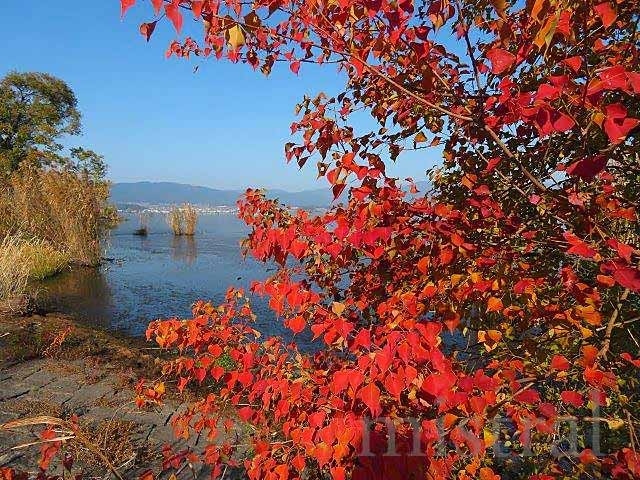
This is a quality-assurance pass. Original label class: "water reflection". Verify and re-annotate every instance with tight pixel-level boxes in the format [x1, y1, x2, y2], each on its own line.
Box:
[171, 236, 198, 265]
[35, 266, 113, 329]
[31, 214, 316, 349]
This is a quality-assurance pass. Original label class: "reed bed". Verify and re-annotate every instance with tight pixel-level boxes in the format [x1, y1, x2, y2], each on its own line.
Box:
[168, 204, 198, 236]
[0, 164, 110, 266]
[0, 236, 31, 308]
[0, 236, 69, 311]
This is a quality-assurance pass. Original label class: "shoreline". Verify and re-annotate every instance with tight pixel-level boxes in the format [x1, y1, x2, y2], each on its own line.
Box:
[0, 311, 209, 479]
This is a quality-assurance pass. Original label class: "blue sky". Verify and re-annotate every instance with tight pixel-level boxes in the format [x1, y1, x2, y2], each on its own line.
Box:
[2, 1, 440, 191]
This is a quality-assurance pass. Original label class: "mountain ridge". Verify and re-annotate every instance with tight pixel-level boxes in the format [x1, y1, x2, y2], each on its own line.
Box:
[110, 180, 430, 207]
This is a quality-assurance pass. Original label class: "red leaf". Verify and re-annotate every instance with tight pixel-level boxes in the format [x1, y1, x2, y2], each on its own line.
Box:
[194, 367, 206, 383]
[515, 388, 540, 404]
[422, 371, 455, 398]
[139, 470, 155, 480]
[330, 466, 346, 480]
[151, 0, 164, 15]
[238, 406, 254, 421]
[121, 0, 136, 18]
[563, 56, 582, 73]
[331, 370, 351, 394]
[621, 353, 640, 368]
[486, 48, 516, 74]
[594, 2, 617, 28]
[607, 238, 635, 263]
[210, 365, 225, 381]
[551, 354, 570, 371]
[288, 315, 306, 334]
[290, 61, 301, 74]
[358, 382, 381, 417]
[417, 256, 429, 274]
[561, 390, 584, 408]
[314, 442, 333, 467]
[597, 274, 616, 287]
[383, 373, 404, 399]
[563, 232, 598, 259]
[599, 65, 629, 91]
[332, 183, 346, 199]
[192, 0, 204, 17]
[165, 2, 183, 33]
[566, 155, 607, 180]
[483, 156, 501, 174]
[613, 265, 640, 292]
[139, 22, 157, 42]
[552, 111, 575, 132]
[603, 104, 640, 144]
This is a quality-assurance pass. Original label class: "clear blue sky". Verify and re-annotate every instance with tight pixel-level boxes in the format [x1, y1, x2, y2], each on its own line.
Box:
[2, 1, 439, 191]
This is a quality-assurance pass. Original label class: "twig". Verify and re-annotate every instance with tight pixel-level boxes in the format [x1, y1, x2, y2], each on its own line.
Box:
[598, 289, 630, 361]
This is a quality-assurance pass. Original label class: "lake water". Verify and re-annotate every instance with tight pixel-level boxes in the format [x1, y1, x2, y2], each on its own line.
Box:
[35, 213, 312, 346]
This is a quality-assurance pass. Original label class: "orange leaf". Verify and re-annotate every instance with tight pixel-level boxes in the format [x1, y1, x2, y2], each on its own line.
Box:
[479, 467, 500, 480]
[358, 382, 381, 417]
[486, 296, 503, 313]
[332, 301, 346, 315]
[314, 442, 333, 467]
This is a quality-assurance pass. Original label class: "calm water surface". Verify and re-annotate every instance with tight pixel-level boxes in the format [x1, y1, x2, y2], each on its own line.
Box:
[36, 213, 311, 345]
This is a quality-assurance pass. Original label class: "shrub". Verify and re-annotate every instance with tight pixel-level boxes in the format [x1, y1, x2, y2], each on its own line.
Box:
[128, 1, 640, 480]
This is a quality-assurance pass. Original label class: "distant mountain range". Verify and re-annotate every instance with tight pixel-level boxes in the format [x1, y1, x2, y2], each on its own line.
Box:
[110, 180, 431, 208]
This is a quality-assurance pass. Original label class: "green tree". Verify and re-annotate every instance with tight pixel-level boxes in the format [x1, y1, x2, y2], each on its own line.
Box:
[0, 71, 105, 178]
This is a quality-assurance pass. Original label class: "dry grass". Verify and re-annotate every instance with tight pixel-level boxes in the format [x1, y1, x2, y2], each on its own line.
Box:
[182, 203, 198, 235]
[168, 204, 198, 236]
[0, 163, 110, 266]
[67, 418, 151, 471]
[0, 236, 71, 311]
[0, 236, 31, 309]
[19, 238, 70, 280]
[167, 206, 184, 235]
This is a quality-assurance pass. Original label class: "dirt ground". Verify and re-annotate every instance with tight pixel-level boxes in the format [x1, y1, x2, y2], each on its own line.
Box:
[0, 312, 218, 479]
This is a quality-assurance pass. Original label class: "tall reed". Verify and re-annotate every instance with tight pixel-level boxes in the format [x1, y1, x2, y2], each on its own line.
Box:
[0, 236, 31, 309]
[168, 206, 185, 236]
[182, 204, 198, 236]
[0, 164, 110, 266]
[168, 204, 198, 236]
[0, 235, 69, 311]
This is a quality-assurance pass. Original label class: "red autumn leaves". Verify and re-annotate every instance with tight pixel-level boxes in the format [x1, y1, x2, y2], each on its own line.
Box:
[115, 0, 640, 479]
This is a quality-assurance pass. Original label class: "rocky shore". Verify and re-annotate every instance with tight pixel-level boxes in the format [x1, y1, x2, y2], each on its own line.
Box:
[0, 312, 212, 479]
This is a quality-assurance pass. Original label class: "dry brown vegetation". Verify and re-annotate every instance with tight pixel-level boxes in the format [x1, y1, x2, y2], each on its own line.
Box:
[0, 236, 72, 312]
[0, 163, 114, 309]
[0, 236, 32, 311]
[0, 163, 111, 266]
[167, 204, 198, 236]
